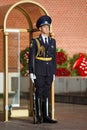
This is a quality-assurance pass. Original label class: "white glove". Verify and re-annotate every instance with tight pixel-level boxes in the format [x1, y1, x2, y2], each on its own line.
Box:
[30, 73, 36, 83]
[53, 74, 55, 81]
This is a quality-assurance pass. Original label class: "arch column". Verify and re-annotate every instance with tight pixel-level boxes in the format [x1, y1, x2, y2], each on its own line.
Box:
[4, 32, 9, 121]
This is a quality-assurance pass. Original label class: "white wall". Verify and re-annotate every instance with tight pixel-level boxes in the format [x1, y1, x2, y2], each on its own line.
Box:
[54, 77, 87, 94]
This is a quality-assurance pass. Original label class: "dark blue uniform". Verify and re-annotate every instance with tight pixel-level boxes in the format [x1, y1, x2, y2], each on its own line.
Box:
[29, 34, 56, 98]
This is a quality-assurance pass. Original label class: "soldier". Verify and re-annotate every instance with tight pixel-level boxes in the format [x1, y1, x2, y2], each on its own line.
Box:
[29, 15, 57, 124]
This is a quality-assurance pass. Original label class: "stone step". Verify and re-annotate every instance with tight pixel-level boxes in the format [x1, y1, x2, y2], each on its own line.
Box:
[10, 108, 29, 118]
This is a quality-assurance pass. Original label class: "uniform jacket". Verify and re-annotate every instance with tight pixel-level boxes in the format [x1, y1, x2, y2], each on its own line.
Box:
[29, 35, 56, 76]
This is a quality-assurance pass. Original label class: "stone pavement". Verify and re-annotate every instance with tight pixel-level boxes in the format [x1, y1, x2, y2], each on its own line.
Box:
[0, 103, 87, 130]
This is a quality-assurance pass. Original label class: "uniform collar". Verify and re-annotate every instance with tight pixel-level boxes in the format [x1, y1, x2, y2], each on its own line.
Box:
[41, 34, 49, 43]
[38, 34, 52, 45]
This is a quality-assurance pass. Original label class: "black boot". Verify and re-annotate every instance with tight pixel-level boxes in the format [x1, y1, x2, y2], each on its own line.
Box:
[43, 98, 58, 123]
[36, 98, 42, 124]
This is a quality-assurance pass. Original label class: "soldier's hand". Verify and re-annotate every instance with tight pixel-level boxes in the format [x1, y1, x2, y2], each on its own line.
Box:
[53, 74, 55, 81]
[30, 73, 36, 83]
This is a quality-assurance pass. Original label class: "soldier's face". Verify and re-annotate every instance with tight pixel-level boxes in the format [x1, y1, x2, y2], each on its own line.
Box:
[39, 25, 50, 35]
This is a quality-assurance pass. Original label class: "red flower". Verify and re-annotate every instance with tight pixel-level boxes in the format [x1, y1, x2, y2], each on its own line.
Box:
[24, 51, 29, 63]
[24, 51, 29, 59]
[56, 52, 67, 65]
[56, 68, 71, 76]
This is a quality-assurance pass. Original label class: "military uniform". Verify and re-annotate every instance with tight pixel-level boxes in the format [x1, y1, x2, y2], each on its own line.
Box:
[29, 34, 56, 95]
[29, 15, 57, 124]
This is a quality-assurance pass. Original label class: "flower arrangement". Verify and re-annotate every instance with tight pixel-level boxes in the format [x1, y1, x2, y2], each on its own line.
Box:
[56, 48, 71, 76]
[56, 51, 67, 65]
[56, 68, 71, 76]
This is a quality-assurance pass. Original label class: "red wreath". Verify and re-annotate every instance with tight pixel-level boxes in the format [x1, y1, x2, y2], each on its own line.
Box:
[72, 53, 87, 76]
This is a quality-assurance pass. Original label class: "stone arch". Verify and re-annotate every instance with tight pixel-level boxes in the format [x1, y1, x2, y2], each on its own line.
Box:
[0, 0, 54, 121]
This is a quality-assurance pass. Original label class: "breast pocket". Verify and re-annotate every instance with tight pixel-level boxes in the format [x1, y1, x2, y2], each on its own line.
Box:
[50, 45, 55, 53]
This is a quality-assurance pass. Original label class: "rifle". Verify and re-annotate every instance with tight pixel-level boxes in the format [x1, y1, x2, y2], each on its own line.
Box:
[32, 82, 37, 124]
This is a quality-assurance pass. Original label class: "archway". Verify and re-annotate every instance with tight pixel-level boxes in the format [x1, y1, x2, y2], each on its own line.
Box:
[0, 0, 54, 121]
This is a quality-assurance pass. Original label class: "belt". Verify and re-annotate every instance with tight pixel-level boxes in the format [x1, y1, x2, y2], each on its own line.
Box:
[35, 57, 52, 61]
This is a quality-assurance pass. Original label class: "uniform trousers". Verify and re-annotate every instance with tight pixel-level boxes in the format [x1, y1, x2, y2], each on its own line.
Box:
[35, 75, 53, 99]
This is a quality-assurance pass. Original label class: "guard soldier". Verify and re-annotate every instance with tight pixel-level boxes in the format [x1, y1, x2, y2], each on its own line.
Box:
[29, 15, 57, 124]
